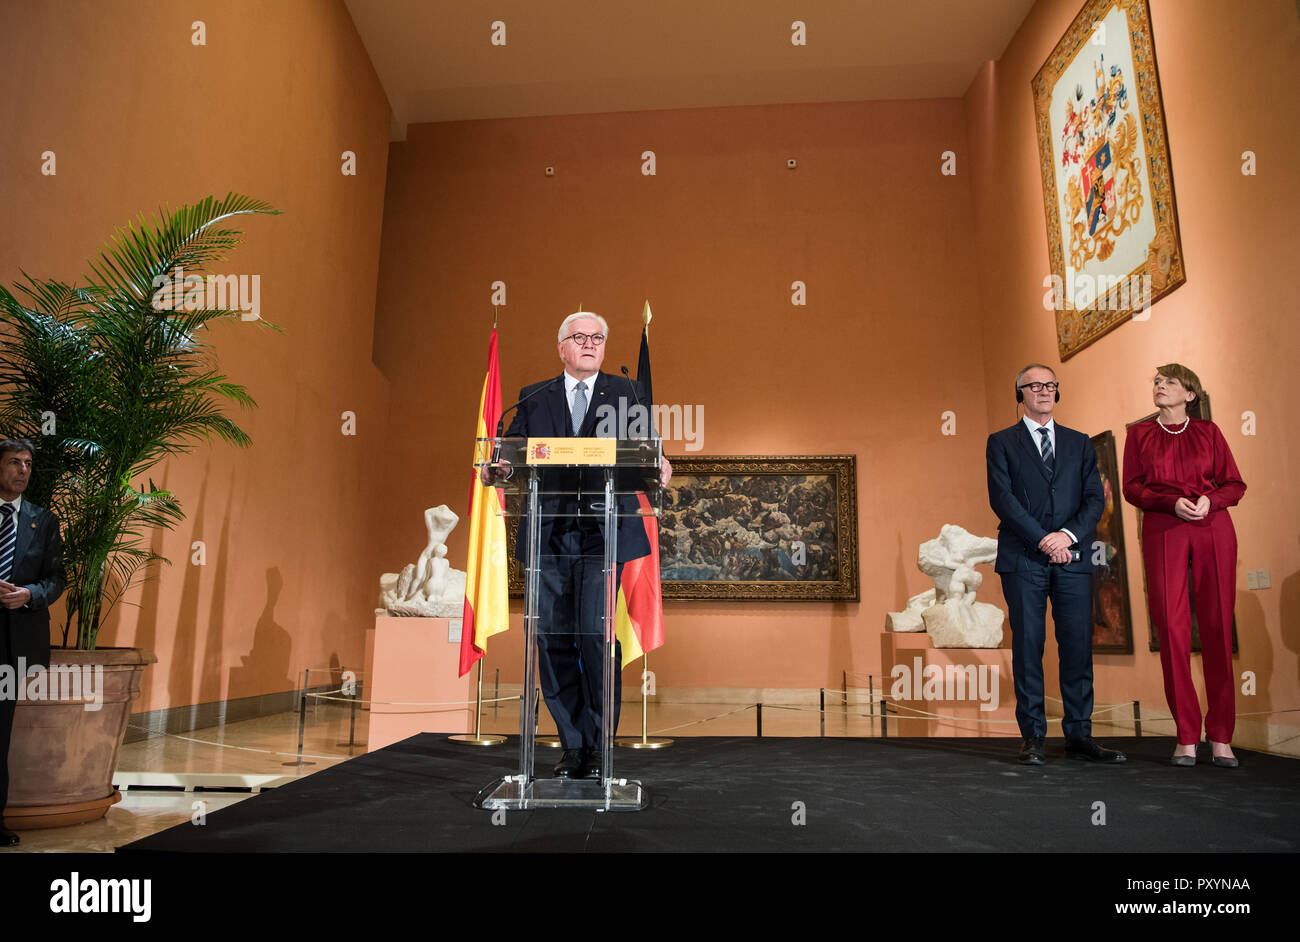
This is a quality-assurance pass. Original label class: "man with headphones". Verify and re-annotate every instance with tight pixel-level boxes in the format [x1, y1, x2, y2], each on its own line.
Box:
[986, 364, 1125, 764]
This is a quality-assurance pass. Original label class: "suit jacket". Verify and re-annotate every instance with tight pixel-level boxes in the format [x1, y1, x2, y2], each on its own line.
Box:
[504, 371, 652, 563]
[1, 500, 66, 670]
[986, 420, 1103, 575]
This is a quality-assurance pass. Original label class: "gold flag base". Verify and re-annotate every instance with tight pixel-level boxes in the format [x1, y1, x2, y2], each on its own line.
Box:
[449, 662, 507, 748]
[448, 734, 506, 746]
[616, 736, 672, 749]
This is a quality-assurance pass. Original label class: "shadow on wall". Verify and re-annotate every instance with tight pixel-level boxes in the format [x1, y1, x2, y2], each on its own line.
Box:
[1279, 540, 1300, 701]
[228, 567, 292, 701]
[1232, 585, 1270, 719]
[163, 465, 207, 708]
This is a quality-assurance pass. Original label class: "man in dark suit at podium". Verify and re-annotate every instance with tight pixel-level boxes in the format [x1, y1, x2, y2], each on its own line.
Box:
[0, 439, 67, 845]
[490, 312, 670, 780]
[986, 365, 1125, 765]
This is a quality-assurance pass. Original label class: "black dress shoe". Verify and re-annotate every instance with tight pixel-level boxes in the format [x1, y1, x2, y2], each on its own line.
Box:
[577, 747, 603, 780]
[1019, 736, 1047, 765]
[1065, 737, 1127, 762]
[553, 748, 584, 778]
[0, 827, 19, 847]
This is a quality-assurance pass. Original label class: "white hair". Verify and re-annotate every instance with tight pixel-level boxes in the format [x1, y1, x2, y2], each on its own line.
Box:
[1015, 362, 1057, 388]
[558, 311, 609, 342]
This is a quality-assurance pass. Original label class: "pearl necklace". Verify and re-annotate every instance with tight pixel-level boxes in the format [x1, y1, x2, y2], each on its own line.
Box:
[1157, 417, 1190, 435]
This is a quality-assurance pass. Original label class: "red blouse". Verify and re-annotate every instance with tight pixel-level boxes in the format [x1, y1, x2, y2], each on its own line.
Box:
[1122, 417, 1246, 515]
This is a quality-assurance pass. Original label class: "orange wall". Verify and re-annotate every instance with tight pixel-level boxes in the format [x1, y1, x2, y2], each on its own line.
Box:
[0, 0, 393, 712]
[373, 99, 999, 689]
[6, 0, 1294, 723]
[964, 0, 1300, 723]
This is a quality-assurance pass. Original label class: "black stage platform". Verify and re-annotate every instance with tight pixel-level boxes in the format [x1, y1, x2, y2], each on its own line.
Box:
[119, 735, 1299, 853]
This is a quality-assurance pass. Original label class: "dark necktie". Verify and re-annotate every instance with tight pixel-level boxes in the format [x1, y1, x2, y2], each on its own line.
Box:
[1037, 427, 1055, 472]
[571, 381, 587, 435]
[0, 503, 15, 583]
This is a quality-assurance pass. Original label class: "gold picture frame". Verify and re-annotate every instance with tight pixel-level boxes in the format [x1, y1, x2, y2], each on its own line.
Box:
[1033, 0, 1185, 359]
[507, 454, 859, 602]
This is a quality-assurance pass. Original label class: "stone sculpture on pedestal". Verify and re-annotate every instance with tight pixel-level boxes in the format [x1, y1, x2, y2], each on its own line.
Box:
[377, 505, 468, 618]
[886, 523, 1005, 648]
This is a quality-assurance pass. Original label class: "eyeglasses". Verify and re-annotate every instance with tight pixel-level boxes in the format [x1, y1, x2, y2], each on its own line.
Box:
[561, 332, 605, 347]
[1018, 382, 1060, 393]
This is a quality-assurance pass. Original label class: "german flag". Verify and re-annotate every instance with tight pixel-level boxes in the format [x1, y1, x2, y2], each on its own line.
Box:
[613, 305, 664, 666]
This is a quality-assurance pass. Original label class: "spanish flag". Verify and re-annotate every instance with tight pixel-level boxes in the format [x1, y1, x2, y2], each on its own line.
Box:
[613, 306, 665, 667]
[459, 330, 509, 676]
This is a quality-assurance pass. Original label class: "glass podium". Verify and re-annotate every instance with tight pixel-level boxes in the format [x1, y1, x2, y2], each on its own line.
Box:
[472, 436, 662, 812]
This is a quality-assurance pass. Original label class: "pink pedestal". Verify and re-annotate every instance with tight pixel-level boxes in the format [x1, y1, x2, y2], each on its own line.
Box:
[880, 629, 1017, 738]
[366, 616, 476, 750]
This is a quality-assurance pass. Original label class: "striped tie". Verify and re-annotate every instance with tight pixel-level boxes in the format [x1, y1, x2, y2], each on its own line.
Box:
[1037, 427, 1055, 473]
[0, 503, 15, 583]
[571, 381, 587, 435]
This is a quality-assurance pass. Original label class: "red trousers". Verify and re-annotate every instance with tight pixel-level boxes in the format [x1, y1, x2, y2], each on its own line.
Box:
[1141, 510, 1237, 744]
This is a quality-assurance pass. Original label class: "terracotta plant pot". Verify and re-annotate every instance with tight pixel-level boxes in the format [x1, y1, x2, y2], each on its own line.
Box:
[4, 647, 156, 830]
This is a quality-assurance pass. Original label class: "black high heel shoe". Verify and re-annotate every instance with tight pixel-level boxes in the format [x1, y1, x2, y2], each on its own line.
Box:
[1209, 741, 1239, 768]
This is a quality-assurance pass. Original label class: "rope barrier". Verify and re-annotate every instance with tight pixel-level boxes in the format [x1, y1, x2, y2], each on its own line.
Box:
[303, 688, 520, 708]
[646, 704, 757, 735]
[126, 725, 351, 762]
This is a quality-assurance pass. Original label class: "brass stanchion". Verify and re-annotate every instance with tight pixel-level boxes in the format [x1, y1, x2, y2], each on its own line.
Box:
[617, 655, 672, 749]
[449, 661, 506, 746]
[284, 667, 316, 767]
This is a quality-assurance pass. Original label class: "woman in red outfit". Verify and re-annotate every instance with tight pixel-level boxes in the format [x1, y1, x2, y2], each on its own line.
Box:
[1122, 364, 1246, 767]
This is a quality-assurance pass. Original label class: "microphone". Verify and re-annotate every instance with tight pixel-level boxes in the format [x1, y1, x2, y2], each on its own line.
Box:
[620, 365, 659, 442]
[621, 366, 661, 490]
[496, 376, 563, 439]
[619, 366, 640, 409]
[488, 376, 563, 471]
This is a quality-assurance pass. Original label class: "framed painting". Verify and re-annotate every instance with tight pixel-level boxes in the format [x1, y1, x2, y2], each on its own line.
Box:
[658, 455, 858, 601]
[1033, 0, 1185, 360]
[1125, 393, 1238, 653]
[509, 454, 859, 601]
[1089, 430, 1134, 653]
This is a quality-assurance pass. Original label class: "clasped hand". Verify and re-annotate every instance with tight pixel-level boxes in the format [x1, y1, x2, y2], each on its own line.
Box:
[0, 579, 31, 609]
[1038, 531, 1073, 565]
[479, 460, 512, 485]
[1174, 495, 1210, 522]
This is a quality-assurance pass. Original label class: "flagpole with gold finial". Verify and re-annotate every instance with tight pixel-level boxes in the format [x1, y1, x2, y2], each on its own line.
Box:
[450, 304, 508, 746]
[618, 299, 672, 749]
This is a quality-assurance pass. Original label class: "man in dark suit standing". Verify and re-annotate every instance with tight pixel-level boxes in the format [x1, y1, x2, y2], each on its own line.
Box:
[485, 312, 670, 780]
[986, 366, 1125, 765]
[0, 438, 67, 845]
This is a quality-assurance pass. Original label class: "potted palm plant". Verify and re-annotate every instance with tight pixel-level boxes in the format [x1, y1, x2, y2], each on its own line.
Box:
[0, 193, 278, 828]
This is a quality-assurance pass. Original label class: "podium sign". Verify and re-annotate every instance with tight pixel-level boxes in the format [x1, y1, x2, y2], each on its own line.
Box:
[525, 437, 617, 465]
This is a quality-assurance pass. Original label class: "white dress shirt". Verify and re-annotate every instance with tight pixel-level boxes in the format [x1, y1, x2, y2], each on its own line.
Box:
[1021, 415, 1076, 546]
[1, 495, 26, 606]
[563, 371, 596, 428]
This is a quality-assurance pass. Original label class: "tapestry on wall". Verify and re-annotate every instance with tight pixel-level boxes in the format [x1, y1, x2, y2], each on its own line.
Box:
[1033, 0, 1185, 360]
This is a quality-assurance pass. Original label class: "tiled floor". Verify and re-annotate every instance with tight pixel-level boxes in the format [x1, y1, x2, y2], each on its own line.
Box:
[4, 695, 1292, 853]
[3, 703, 364, 854]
